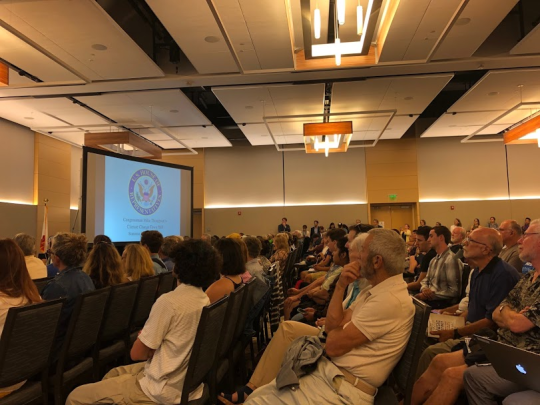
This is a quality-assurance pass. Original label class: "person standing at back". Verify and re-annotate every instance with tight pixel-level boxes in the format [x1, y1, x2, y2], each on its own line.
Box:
[278, 218, 291, 233]
[140, 230, 167, 274]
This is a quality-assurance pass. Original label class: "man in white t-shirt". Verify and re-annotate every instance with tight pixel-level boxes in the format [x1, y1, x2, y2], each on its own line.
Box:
[66, 240, 221, 405]
[244, 229, 415, 405]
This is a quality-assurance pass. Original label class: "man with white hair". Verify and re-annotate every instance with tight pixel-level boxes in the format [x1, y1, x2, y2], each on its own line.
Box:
[450, 226, 466, 261]
[13, 233, 47, 279]
[240, 229, 414, 405]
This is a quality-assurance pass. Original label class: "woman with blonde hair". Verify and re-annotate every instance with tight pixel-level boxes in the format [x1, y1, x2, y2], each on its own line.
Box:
[0, 239, 42, 398]
[122, 244, 155, 281]
[83, 241, 127, 289]
[270, 233, 289, 273]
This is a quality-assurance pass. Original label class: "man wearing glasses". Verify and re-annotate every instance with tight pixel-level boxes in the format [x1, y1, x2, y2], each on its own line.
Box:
[497, 220, 524, 272]
[410, 222, 540, 405]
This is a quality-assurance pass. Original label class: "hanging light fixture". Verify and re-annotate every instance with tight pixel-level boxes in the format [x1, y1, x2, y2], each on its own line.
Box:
[304, 122, 352, 157]
[335, 37, 341, 66]
[357, 1, 364, 35]
[314, 1, 321, 39]
[337, 0, 346, 25]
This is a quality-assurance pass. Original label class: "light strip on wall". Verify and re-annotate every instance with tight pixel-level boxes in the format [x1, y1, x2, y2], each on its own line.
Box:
[420, 196, 540, 203]
[0, 199, 35, 206]
[205, 201, 368, 209]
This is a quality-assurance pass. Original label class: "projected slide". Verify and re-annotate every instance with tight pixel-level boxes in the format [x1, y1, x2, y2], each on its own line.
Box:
[103, 156, 181, 241]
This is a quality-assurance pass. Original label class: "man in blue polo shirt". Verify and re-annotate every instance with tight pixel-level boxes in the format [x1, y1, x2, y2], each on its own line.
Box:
[414, 227, 521, 378]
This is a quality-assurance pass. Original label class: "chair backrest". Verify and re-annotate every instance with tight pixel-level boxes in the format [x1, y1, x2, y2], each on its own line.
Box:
[180, 296, 229, 405]
[460, 264, 472, 300]
[232, 278, 256, 343]
[0, 299, 64, 388]
[98, 281, 139, 344]
[217, 285, 246, 360]
[130, 275, 160, 329]
[33, 277, 53, 294]
[156, 271, 175, 300]
[391, 297, 431, 405]
[57, 288, 110, 368]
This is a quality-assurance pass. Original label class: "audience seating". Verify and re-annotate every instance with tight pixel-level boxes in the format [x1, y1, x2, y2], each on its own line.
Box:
[50, 288, 110, 405]
[128, 274, 161, 345]
[33, 277, 53, 295]
[375, 297, 431, 405]
[208, 284, 246, 402]
[156, 271, 176, 300]
[0, 299, 65, 405]
[93, 281, 140, 380]
[177, 296, 229, 405]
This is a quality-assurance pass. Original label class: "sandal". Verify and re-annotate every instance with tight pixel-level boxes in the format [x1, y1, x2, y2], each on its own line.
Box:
[219, 385, 254, 404]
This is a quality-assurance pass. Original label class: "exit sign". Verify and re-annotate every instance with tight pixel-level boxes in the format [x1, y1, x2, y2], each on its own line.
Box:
[389, 194, 397, 201]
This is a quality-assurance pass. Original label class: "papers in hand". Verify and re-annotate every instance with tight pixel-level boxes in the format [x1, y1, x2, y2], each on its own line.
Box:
[427, 313, 465, 338]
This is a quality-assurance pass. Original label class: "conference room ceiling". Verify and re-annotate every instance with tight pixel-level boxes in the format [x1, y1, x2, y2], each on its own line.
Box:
[0, 0, 539, 150]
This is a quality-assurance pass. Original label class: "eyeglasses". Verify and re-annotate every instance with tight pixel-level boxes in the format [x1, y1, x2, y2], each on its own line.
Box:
[464, 237, 490, 249]
[520, 232, 540, 240]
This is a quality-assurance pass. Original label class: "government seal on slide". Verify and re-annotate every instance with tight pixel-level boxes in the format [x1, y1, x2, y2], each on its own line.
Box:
[129, 169, 163, 215]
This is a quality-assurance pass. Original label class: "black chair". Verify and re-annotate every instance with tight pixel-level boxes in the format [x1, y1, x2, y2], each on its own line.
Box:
[50, 288, 110, 405]
[281, 252, 296, 293]
[460, 264, 472, 300]
[128, 275, 161, 345]
[375, 297, 431, 405]
[156, 271, 176, 300]
[93, 281, 139, 379]
[208, 285, 246, 402]
[178, 296, 229, 405]
[0, 299, 65, 405]
[33, 277, 53, 295]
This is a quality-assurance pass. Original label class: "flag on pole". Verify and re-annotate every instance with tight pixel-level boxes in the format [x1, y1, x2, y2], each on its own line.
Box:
[39, 202, 48, 254]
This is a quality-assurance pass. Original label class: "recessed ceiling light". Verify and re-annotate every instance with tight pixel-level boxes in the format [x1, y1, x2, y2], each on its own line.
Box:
[245, 106, 254, 110]
[169, 109, 179, 113]
[455, 18, 471, 26]
[204, 36, 220, 43]
[91, 44, 108, 51]
[24, 116, 34, 120]
[404, 96, 414, 101]
[488, 92, 499, 96]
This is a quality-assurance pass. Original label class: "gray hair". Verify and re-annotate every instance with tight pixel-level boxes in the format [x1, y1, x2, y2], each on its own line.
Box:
[349, 233, 368, 255]
[454, 227, 466, 239]
[161, 235, 184, 257]
[507, 220, 522, 236]
[367, 228, 407, 276]
[14, 233, 35, 256]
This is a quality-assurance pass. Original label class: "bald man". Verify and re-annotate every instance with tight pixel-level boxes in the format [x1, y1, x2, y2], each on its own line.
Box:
[497, 220, 523, 272]
[413, 227, 521, 384]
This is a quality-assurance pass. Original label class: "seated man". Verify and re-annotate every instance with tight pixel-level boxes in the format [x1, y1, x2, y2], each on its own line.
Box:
[159, 235, 183, 271]
[415, 228, 520, 378]
[140, 230, 167, 274]
[498, 219, 523, 271]
[411, 219, 540, 405]
[232, 229, 414, 405]
[407, 226, 436, 292]
[415, 226, 463, 309]
[66, 239, 220, 405]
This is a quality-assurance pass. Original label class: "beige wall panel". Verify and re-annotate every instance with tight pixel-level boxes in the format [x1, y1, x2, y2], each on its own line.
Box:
[36, 190, 70, 208]
[284, 148, 367, 205]
[0, 118, 34, 204]
[160, 150, 203, 210]
[508, 200, 540, 223]
[417, 138, 507, 201]
[193, 188, 204, 210]
[205, 146, 283, 207]
[70, 209, 81, 233]
[37, 142, 69, 166]
[71, 147, 82, 209]
[367, 162, 418, 177]
[368, 189, 419, 204]
[506, 143, 540, 198]
[0, 202, 36, 238]
[38, 160, 71, 181]
[367, 175, 418, 190]
[37, 134, 71, 151]
[204, 204, 369, 236]
[38, 174, 71, 195]
[365, 148, 417, 164]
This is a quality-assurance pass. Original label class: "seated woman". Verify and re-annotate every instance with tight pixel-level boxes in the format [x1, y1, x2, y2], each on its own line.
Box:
[206, 238, 245, 303]
[269, 233, 289, 274]
[285, 236, 350, 320]
[66, 239, 220, 405]
[83, 241, 128, 289]
[0, 239, 42, 398]
[121, 244, 154, 281]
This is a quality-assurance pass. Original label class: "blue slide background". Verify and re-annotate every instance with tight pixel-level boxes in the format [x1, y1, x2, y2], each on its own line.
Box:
[103, 156, 181, 241]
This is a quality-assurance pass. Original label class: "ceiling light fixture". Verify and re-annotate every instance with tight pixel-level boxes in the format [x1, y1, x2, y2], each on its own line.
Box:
[337, 0, 346, 25]
[304, 121, 352, 156]
[335, 37, 341, 66]
[314, 1, 321, 39]
[357, 2, 364, 35]
[503, 113, 540, 148]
